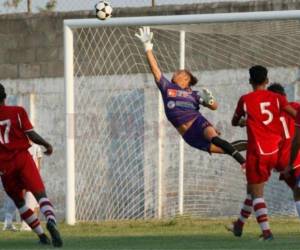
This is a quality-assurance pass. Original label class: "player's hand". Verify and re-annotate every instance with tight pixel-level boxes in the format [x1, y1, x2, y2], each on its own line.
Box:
[281, 165, 294, 179]
[201, 88, 215, 106]
[44, 144, 53, 156]
[238, 118, 246, 127]
[135, 26, 153, 52]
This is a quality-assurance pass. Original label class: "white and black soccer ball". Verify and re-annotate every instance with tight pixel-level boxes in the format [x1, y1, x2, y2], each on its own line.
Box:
[95, 1, 113, 20]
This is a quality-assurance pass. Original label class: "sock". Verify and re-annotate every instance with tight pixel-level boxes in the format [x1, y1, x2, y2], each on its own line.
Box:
[295, 201, 300, 218]
[253, 198, 271, 237]
[211, 136, 245, 164]
[236, 194, 252, 227]
[19, 205, 44, 235]
[4, 213, 13, 226]
[39, 197, 56, 223]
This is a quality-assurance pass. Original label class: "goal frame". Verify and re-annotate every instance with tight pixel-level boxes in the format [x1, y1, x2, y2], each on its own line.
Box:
[64, 10, 300, 225]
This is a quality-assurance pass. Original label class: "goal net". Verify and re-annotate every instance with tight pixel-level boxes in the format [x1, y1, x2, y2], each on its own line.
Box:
[65, 12, 300, 223]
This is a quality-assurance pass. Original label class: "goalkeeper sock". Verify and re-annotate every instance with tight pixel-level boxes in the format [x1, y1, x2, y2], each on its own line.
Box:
[39, 197, 56, 223]
[19, 205, 44, 235]
[236, 194, 252, 227]
[211, 136, 245, 164]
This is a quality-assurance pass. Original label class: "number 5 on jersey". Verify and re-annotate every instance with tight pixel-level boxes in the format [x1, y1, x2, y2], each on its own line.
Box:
[260, 102, 273, 125]
[0, 119, 11, 144]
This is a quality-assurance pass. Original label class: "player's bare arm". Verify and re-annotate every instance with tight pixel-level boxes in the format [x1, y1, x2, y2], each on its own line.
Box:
[284, 104, 297, 118]
[26, 131, 53, 156]
[285, 126, 300, 175]
[146, 50, 162, 83]
[135, 27, 162, 83]
[231, 113, 242, 127]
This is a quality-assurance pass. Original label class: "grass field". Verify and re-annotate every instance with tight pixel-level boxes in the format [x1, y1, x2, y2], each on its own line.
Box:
[1, 217, 300, 250]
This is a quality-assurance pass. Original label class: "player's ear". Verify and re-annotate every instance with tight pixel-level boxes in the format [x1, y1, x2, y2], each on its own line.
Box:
[266, 77, 269, 84]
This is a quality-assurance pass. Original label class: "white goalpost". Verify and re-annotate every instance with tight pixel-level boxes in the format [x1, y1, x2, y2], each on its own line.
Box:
[64, 10, 300, 225]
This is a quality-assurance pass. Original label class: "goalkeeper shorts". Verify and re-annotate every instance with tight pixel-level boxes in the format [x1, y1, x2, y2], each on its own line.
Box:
[182, 115, 212, 153]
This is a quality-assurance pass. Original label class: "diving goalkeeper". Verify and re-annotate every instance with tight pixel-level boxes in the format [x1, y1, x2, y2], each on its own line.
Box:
[136, 27, 245, 165]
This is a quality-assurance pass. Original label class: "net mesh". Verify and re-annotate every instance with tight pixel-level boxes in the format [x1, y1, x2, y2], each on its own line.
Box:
[72, 19, 300, 221]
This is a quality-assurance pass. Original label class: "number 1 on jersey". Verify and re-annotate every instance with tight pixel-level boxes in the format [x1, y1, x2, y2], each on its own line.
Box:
[0, 119, 11, 144]
[279, 116, 290, 139]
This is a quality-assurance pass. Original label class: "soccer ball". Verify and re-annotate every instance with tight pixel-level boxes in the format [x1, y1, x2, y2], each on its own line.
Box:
[95, 1, 113, 20]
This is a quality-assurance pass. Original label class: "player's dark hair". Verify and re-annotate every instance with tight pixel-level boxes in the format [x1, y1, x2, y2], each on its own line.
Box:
[267, 83, 286, 96]
[186, 70, 198, 86]
[249, 65, 268, 85]
[0, 83, 6, 101]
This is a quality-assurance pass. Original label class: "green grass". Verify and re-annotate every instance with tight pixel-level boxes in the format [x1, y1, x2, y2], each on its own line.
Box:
[1, 217, 300, 249]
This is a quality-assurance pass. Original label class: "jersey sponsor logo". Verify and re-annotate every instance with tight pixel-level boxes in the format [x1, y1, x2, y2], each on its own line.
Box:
[175, 101, 195, 109]
[167, 89, 177, 97]
[167, 89, 189, 98]
[167, 101, 176, 109]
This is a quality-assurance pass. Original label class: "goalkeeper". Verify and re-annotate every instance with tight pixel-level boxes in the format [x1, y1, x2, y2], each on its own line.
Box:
[136, 27, 245, 165]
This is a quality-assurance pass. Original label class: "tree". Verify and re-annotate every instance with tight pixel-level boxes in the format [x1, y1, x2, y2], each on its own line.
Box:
[3, 0, 57, 13]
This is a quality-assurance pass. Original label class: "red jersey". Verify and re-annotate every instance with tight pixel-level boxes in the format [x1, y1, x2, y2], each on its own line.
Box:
[0, 105, 33, 161]
[277, 102, 300, 169]
[234, 89, 288, 155]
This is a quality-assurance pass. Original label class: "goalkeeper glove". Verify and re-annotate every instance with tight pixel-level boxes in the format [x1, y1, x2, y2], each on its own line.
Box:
[135, 26, 153, 52]
[200, 88, 215, 106]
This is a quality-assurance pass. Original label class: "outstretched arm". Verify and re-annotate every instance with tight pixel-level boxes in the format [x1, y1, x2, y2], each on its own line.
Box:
[146, 50, 161, 83]
[26, 130, 53, 155]
[135, 27, 161, 83]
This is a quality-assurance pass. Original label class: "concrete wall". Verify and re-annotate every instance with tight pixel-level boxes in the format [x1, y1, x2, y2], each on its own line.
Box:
[1, 0, 300, 80]
[1, 0, 300, 221]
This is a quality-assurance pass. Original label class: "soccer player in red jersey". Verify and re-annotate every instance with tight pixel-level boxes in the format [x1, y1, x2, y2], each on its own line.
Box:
[0, 84, 62, 247]
[230, 66, 297, 240]
[227, 83, 300, 238]
[135, 27, 245, 165]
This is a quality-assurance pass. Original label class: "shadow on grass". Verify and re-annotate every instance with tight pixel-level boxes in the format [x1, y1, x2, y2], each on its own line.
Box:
[0, 234, 299, 250]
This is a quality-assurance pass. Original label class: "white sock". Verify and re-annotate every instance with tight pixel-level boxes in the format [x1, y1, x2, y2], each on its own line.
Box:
[4, 213, 13, 226]
[295, 201, 300, 217]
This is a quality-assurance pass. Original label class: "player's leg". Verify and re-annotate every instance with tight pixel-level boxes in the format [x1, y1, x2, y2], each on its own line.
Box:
[226, 185, 252, 237]
[2, 193, 17, 231]
[20, 151, 63, 247]
[292, 168, 300, 218]
[21, 191, 38, 231]
[204, 126, 245, 164]
[231, 140, 248, 152]
[245, 152, 274, 240]
[293, 185, 300, 218]
[1, 171, 50, 245]
[248, 182, 273, 240]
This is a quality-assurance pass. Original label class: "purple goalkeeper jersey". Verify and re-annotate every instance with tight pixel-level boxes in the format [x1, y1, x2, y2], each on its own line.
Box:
[157, 75, 202, 127]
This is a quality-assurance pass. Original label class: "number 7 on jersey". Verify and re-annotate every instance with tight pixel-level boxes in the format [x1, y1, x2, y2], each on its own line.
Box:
[0, 119, 11, 144]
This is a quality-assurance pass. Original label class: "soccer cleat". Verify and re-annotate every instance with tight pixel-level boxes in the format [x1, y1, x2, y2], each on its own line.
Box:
[259, 233, 274, 241]
[46, 219, 63, 247]
[2, 224, 18, 232]
[225, 221, 243, 237]
[38, 233, 51, 245]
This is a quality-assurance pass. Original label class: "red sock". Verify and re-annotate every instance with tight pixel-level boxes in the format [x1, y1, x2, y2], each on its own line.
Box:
[236, 194, 252, 227]
[39, 197, 56, 222]
[19, 205, 44, 235]
[253, 198, 271, 237]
